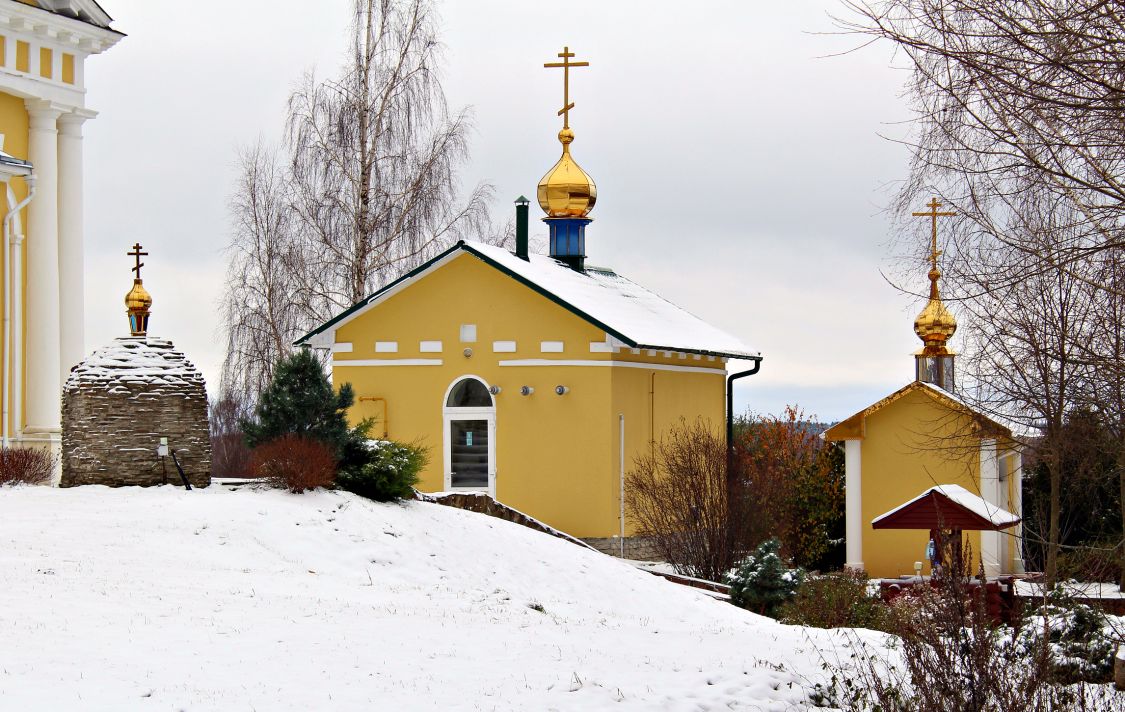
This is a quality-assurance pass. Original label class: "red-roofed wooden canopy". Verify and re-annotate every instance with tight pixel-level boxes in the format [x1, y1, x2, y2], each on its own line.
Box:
[872, 487, 1021, 532]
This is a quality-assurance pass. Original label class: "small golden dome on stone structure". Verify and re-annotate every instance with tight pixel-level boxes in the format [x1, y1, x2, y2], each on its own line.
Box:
[124, 242, 151, 336]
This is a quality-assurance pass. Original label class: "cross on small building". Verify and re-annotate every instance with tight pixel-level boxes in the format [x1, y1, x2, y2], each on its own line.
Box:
[128, 242, 147, 279]
[544, 45, 589, 129]
[912, 198, 956, 270]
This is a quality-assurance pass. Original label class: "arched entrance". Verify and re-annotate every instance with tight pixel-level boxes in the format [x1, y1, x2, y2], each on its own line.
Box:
[442, 376, 496, 495]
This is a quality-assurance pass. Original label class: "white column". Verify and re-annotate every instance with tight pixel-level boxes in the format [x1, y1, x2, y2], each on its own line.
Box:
[1012, 451, 1025, 573]
[23, 100, 62, 440]
[845, 439, 864, 571]
[57, 113, 85, 378]
[979, 439, 1001, 577]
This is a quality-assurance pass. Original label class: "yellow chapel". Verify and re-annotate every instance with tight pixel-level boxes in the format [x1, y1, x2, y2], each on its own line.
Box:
[824, 201, 1024, 579]
[0, 0, 121, 468]
[298, 48, 761, 545]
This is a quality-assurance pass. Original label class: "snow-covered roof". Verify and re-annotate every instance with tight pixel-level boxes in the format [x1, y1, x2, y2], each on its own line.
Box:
[872, 484, 1021, 530]
[0, 149, 31, 176]
[296, 241, 759, 359]
[26, 0, 116, 30]
[65, 337, 205, 394]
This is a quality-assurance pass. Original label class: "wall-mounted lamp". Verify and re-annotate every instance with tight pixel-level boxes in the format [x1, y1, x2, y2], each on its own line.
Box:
[489, 385, 502, 395]
[555, 385, 569, 395]
[520, 386, 534, 396]
[463, 348, 473, 359]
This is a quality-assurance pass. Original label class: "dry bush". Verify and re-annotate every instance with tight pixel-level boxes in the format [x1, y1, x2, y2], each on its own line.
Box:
[625, 418, 752, 582]
[0, 447, 55, 485]
[815, 544, 1119, 712]
[210, 394, 253, 477]
[778, 569, 896, 632]
[251, 434, 337, 493]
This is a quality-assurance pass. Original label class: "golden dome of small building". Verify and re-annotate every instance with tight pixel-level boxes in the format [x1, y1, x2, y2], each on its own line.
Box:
[537, 128, 597, 218]
[910, 198, 958, 392]
[913, 265, 957, 356]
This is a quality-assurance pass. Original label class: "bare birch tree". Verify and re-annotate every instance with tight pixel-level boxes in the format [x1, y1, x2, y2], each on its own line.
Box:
[221, 0, 504, 403]
[840, 0, 1125, 270]
[220, 142, 301, 403]
[286, 0, 495, 317]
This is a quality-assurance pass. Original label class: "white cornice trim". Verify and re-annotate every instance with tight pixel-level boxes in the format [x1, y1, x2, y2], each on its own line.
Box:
[0, 1, 122, 53]
[497, 359, 726, 375]
[334, 359, 443, 367]
[0, 71, 85, 112]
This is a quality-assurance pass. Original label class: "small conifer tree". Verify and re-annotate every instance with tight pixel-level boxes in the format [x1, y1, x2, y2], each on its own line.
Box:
[727, 538, 805, 616]
[242, 349, 367, 460]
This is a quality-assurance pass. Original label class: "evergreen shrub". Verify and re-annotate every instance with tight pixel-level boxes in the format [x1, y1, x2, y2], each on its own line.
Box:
[1010, 592, 1118, 684]
[727, 538, 805, 616]
[0, 447, 54, 485]
[776, 569, 895, 631]
[336, 440, 427, 502]
[241, 349, 369, 462]
[251, 434, 337, 493]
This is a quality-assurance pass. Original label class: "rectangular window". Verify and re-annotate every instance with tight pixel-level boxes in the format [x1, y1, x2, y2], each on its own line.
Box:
[449, 419, 488, 488]
[15, 41, 28, 73]
[39, 47, 51, 79]
[540, 341, 564, 353]
[491, 341, 516, 353]
[61, 53, 74, 84]
[374, 341, 398, 353]
[459, 324, 477, 343]
[419, 340, 443, 353]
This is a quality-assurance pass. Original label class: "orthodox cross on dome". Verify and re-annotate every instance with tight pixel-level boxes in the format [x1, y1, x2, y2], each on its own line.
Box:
[124, 243, 152, 337]
[544, 46, 589, 129]
[128, 242, 147, 279]
[911, 198, 956, 274]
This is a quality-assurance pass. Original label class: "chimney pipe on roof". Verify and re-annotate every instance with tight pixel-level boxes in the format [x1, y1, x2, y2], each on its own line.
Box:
[515, 196, 529, 260]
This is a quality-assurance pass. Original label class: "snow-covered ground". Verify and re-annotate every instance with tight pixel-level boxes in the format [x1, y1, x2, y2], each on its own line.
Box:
[0, 486, 868, 711]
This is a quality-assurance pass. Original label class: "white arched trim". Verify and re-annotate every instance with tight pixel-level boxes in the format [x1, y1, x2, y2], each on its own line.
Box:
[442, 374, 497, 497]
[441, 373, 494, 408]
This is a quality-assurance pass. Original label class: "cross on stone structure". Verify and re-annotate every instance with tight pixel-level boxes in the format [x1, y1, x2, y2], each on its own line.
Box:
[128, 242, 147, 279]
[544, 46, 589, 129]
[912, 198, 956, 271]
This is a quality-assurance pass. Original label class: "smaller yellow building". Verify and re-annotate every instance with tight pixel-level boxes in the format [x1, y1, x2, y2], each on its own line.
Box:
[825, 201, 1024, 579]
[297, 47, 759, 542]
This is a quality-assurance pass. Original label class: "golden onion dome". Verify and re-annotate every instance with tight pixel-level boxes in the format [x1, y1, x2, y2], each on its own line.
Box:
[125, 279, 151, 311]
[913, 266, 957, 355]
[537, 128, 596, 218]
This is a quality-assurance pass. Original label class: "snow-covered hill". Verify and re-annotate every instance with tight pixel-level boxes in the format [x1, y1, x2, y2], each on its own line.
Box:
[0, 486, 861, 710]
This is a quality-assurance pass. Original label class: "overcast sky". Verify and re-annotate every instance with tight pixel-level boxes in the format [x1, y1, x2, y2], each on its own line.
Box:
[81, 0, 927, 422]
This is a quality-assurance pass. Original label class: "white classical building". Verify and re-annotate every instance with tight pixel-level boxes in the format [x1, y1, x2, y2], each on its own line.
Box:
[0, 0, 122, 464]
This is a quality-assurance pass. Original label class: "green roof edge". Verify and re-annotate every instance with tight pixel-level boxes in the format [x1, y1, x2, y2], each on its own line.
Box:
[295, 242, 763, 360]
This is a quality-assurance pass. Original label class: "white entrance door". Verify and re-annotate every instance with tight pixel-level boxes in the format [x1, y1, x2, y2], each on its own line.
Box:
[442, 377, 496, 496]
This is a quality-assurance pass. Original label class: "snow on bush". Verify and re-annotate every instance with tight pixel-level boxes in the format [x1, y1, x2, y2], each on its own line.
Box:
[335, 439, 426, 502]
[1009, 594, 1121, 684]
[727, 538, 805, 616]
